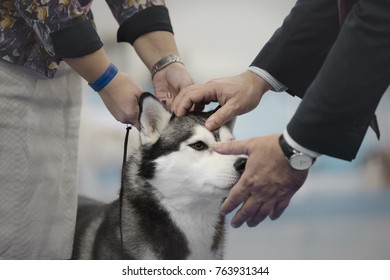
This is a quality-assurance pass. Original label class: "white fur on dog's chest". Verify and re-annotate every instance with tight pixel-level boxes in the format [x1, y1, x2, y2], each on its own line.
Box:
[164, 200, 223, 260]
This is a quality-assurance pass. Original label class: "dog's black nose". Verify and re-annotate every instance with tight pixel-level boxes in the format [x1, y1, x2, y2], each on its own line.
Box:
[234, 157, 247, 174]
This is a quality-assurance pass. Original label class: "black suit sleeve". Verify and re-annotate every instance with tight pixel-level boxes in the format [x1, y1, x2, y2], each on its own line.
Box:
[287, 0, 390, 160]
[251, 0, 340, 97]
[252, 0, 390, 160]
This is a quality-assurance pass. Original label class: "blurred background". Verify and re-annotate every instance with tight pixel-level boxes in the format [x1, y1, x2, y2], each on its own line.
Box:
[78, 0, 390, 259]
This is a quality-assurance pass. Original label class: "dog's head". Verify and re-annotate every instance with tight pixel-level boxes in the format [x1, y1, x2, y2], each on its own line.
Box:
[136, 92, 246, 201]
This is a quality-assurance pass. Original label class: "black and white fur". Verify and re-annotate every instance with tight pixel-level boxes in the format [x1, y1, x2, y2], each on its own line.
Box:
[72, 92, 246, 259]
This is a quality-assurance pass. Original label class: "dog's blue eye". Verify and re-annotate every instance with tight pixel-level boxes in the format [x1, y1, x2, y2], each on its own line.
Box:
[190, 141, 208, 151]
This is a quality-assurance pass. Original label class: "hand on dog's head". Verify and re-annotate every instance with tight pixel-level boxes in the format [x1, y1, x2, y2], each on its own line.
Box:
[138, 92, 236, 144]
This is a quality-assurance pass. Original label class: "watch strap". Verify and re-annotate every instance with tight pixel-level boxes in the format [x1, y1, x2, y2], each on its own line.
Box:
[279, 134, 294, 159]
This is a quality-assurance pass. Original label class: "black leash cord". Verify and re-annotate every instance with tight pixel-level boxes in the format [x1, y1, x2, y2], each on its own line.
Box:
[119, 125, 132, 259]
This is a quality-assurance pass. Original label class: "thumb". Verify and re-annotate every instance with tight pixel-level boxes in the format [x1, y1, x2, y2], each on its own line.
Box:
[213, 139, 249, 155]
[205, 104, 237, 131]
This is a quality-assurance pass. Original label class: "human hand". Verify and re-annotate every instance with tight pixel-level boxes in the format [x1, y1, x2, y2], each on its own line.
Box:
[63, 48, 143, 128]
[172, 71, 271, 130]
[98, 71, 143, 129]
[214, 134, 308, 227]
[152, 62, 194, 109]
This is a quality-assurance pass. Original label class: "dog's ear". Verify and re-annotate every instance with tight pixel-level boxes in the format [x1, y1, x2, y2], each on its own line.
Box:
[138, 92, 172, 145]
[225, 117, 236, 132]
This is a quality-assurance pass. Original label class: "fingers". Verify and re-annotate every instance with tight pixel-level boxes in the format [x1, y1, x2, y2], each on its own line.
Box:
[221, 169, 270, 228]
[126, 107, 140, 130]
[171, 85, 200, 116]
[172, 83, 218, 117]
[213, 139, 250, 156]
[246, 203, 270, 227]
[224, 195, 289, 228]
[173, 89, 240, 131]
[160, 91, 174, 110]
[221, 179, 269, 228]
[204, 103, 238, 131]
[245, 199, 290, 227]
[220, 156, 258, 219]
[230, 196, 263, 228]
[219, 135, 306, 228]
[113, 98, 140, 129]
[269, 199, 290, 220]
[220, 180, 250, 220]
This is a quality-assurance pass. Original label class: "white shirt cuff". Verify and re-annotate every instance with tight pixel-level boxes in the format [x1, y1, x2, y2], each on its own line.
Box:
[283, 129, 321, 158]
[248, 66, 288, 92]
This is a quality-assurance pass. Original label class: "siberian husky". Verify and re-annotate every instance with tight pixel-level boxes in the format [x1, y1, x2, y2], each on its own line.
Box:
[72, 92, 246, 259]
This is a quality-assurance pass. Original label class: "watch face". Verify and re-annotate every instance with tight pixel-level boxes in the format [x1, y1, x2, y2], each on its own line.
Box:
[290, 153, 313, 170]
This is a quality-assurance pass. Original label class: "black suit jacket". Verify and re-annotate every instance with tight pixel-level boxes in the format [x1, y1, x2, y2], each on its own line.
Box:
[251, 0, 390, 160]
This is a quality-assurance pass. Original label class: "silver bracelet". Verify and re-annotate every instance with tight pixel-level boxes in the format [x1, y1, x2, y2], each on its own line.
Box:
[150, 55, 184, 78]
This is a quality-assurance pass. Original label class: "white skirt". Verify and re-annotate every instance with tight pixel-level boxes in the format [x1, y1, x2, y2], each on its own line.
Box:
[0, 60, 82, 259]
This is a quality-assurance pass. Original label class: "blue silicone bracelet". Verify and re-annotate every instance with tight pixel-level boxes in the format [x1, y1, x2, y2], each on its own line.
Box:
[88, 63, 118, 92]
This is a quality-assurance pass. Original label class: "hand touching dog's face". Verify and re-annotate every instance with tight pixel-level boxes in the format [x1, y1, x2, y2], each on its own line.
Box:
[138, 93, 245, 200]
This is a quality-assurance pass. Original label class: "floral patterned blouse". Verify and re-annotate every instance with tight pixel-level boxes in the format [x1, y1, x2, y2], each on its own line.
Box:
[0, 0, 168, 78]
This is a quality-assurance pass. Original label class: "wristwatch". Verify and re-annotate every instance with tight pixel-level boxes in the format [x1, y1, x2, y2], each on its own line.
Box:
[278, 134, 316, 170]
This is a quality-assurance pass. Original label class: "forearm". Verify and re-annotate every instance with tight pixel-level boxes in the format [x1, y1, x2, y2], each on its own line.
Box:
[64, 46, 143, 126]
[287, 0, 390, 160]
[251, 0, 340, 97]
[244, 70, 272, 97]
[133, 31, 180, 71]
[63, 48, 110, 83]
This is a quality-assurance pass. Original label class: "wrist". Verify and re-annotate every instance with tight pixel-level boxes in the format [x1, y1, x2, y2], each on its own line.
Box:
[133, 31, 180, 70]
[244, 70, 272, 97]
[278, 134, 317, 171]
[283, 129, 320, 158]
[88, 63, 118, 92]
[247, 66, 287, 92]
[99, 71, 142, 95]
[150, 54, 184, 79]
